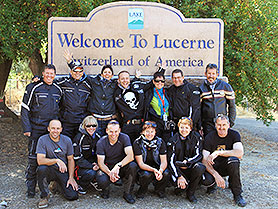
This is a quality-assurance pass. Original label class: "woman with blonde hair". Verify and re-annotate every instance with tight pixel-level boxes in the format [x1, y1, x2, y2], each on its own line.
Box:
[72, 115, 101, 194]
[168, 117, 214, 203]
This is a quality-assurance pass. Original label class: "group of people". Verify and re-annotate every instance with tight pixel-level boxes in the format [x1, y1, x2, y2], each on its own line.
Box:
[21, 51, 246, 208]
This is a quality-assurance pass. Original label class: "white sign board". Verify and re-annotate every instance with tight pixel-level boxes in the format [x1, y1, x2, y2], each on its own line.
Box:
[48, 1, 224, 76]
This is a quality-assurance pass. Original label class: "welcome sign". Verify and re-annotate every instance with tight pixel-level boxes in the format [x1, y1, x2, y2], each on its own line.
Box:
[48, 1, 224, 76]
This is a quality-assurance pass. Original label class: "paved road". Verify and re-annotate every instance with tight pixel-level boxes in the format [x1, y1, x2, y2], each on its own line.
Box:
[234, 118, 278, 142]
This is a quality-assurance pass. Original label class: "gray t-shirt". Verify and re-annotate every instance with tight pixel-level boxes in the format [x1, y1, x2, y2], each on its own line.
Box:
[36, 134, 74, 165]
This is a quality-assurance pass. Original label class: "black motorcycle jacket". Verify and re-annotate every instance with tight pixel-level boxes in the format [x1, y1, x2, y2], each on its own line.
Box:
[199, 79, 236, 127]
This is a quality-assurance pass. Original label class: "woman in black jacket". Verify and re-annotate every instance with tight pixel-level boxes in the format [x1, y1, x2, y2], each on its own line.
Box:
[73, 116, 101, 194]
[168, 117, 214, 203]
[133, 121, 170, 199]
[144, 70, 173, 143]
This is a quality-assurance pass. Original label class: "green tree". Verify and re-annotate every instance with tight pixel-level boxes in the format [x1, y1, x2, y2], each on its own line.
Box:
[0, 0, 94, 100]
[160, 0, 278, 124]
[0, 0, 277, 124]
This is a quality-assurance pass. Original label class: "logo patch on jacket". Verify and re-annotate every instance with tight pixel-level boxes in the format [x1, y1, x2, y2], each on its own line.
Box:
[133, 84, 139, 89]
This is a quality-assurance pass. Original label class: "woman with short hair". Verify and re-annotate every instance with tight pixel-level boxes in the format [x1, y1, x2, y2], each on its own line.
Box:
[133, 121, 170, 198]
[168, 117, 213, 203]
[73, 115, 101, 194]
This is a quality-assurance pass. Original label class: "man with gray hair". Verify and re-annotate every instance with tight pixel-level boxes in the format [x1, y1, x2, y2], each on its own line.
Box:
[202, 114, 247, 207]
[200, 63, 236, 136]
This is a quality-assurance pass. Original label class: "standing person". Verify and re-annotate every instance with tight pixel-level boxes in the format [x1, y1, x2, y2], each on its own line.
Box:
[64, 50, 117, 137]
[56, 54, 92, 139]
[168, 69, 201, 131]
[200, 63, 236, 136]
[21, 64, 62, 198]
[202, 114, 247, 207]
[133, 121, 170, 199]
[96, 120, 137, 204]
[36, 120, 78, 208]
[168, 117, 212, 203]
[114, 70, 146, 143]
[144, 70, 173, 143]
[73, 115, 101, 194]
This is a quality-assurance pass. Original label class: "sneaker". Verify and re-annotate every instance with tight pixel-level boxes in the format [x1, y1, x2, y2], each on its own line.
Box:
[123, 193, 135, 204]
[90, 181, 102, 192]
[77, 185, 87, 195]
[234, 195, 247, 207]
[38, 195, 50, 208]
[100, 189, 109, 199]
[207, 185, 217, 195]
[187, 194, 198, 203]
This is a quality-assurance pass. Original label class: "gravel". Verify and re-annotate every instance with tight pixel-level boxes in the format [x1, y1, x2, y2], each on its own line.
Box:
[0, 119, 277, 209]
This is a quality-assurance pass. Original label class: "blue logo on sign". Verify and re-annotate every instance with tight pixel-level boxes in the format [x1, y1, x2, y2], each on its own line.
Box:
[128, 8, 144, 29]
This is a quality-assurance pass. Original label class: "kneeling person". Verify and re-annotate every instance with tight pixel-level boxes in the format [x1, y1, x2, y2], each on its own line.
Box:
[133, 121, 170, 199]
[36, 120, 78, 208]
[96, 120, 137, 204]
[202, 114, 247, 207]
[73, 116, 101, 194]
[168, 117, 207, 203]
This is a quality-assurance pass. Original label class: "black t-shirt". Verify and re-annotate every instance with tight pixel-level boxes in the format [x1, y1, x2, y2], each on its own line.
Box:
[96, 133, 131, 168]
[204, 129, 241, 163]
[133, 139, 167, 168]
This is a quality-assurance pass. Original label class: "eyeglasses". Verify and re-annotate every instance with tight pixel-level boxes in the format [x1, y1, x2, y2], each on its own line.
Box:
[144, 121, 157, 128]
[154, 79, 165, 83]
[73, 68, 83, 73]
[86, 124, 97, 128]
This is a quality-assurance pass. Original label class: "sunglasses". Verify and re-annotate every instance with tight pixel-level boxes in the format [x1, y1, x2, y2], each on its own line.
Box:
[86, 124, 97, 128]
[181, 116, 191, 120]
[144, 122, 157, 128]
[180, 116, 192, 122]
[154, 79, 165, 83]
[73, 70, 83, 73]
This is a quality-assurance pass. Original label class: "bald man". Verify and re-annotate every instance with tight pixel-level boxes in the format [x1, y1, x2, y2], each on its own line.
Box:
[36, 120, 78, 208]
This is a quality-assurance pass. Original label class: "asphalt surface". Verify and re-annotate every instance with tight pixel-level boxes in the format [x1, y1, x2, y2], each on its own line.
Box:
[234, 118, 278, 142]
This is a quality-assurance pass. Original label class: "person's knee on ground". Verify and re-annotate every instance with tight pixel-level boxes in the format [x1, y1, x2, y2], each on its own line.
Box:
[78, 169, 96, 189]
[63, 188, 78, 200]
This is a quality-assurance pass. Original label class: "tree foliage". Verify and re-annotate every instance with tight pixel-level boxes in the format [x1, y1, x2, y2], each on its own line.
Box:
[0, 0, 277, 124]
[0, 0, 94, 61]
[158, 0, 277, 125]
